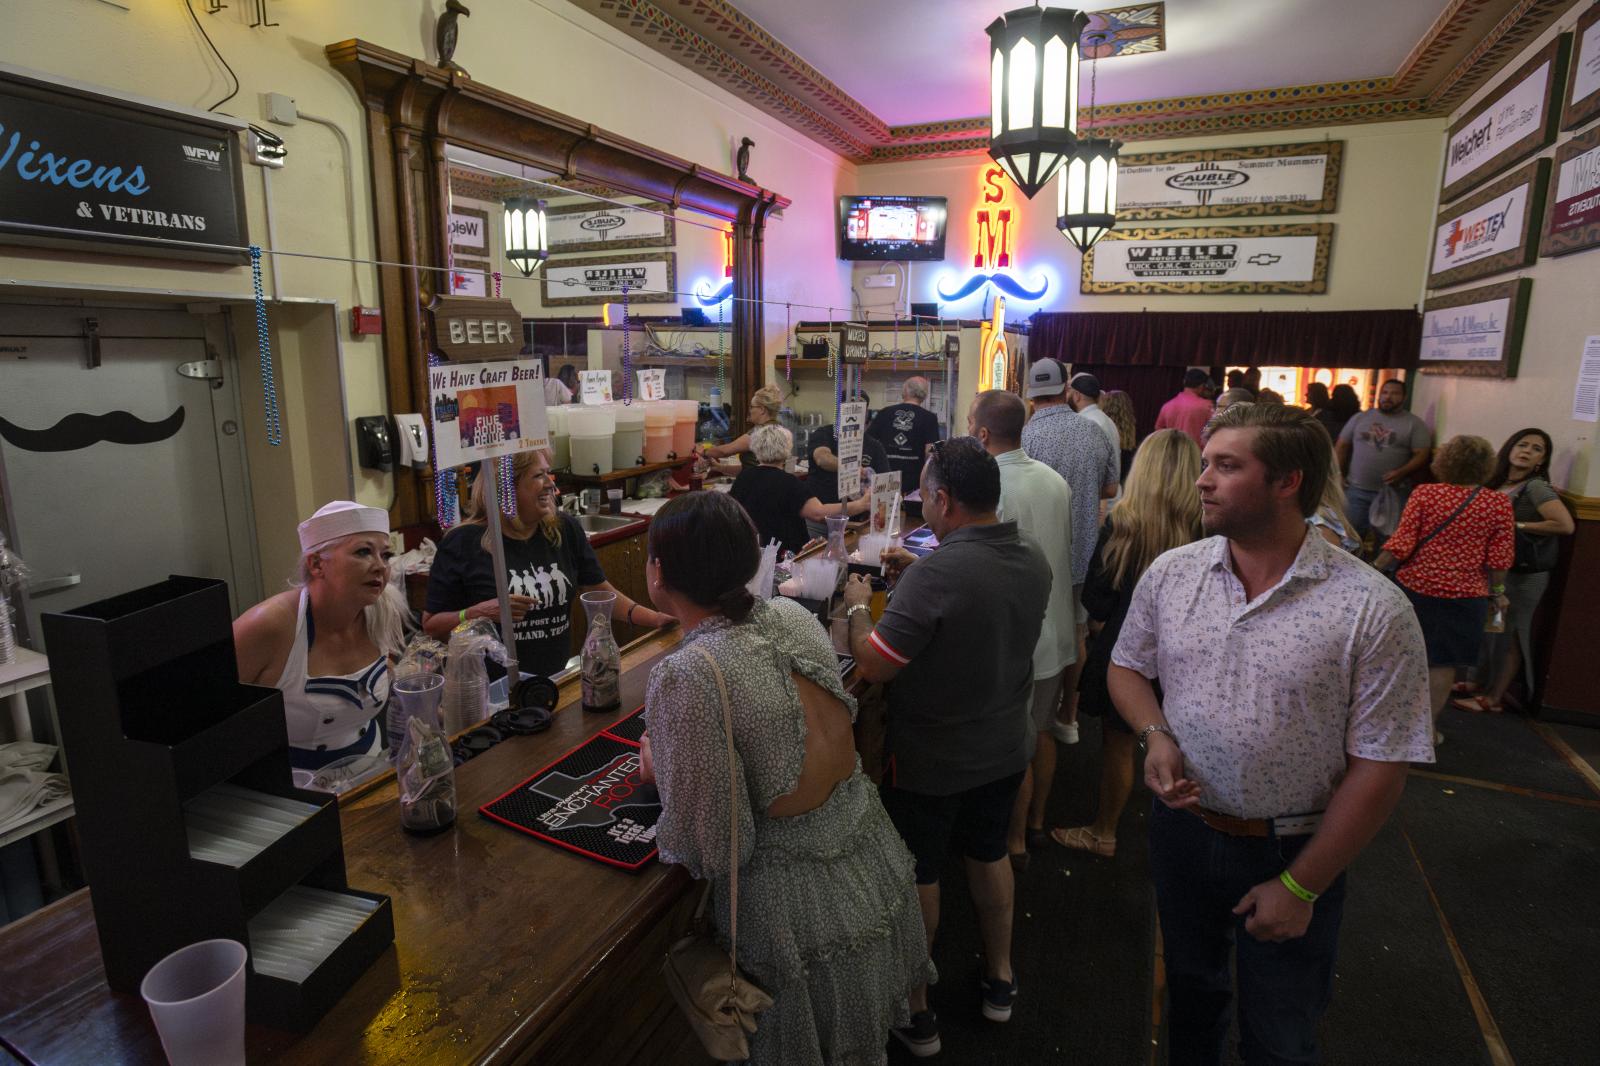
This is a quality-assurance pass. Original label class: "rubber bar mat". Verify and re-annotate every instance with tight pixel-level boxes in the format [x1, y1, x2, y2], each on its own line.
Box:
[600, 705, 646, 746]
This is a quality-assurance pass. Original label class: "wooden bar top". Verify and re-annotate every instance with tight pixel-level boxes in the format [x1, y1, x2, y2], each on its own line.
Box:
[0, 628, 704, 1066]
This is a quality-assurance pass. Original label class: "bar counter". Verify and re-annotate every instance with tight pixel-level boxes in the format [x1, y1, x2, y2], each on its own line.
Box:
[0, 627, 710, 1066]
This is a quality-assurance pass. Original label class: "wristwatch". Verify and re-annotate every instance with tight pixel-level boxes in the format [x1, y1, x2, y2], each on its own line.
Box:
[1137, 725, 1177, 752]
[845, 602, 872, 622]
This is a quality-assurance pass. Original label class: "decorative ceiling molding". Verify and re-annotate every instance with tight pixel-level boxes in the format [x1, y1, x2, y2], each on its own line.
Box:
[565, 0, 1577, 161]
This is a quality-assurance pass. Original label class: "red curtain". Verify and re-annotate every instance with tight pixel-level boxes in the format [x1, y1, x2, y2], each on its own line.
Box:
[1029, 310, 1420, 369]
[1068, 364, 1185, 444]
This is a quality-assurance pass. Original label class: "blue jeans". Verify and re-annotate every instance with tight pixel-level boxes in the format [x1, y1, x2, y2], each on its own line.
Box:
[1344, 485, 1378, 539]
[1149, 801, 1348, 1066]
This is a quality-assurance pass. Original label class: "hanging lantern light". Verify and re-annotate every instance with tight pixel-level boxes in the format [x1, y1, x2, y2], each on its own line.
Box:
[1057, 136, 1120, 252]
[986, 5, 1087, 200]
[502, 196, 548, 278]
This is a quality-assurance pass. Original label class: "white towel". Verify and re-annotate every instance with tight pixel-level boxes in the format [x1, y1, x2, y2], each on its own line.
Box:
[0, 742, 57, 773]
[0, 769, 69, 829]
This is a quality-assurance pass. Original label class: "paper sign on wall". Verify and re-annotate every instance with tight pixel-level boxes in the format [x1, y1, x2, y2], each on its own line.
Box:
[428, 359, 550, 469]
[636, 368, 666, 401]
[580, 370, 614, 404]
[836, 401, 868, 500]
[1575, 336, 1600, 423]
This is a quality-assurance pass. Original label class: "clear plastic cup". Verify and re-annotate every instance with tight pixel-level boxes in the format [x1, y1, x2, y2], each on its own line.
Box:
[140, 938, 248, 1066]
[390, 673, 445, 749]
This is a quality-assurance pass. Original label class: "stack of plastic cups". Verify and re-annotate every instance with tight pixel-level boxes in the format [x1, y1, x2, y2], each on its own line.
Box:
[670, 399, 699, 458]
[546, 405, 571, 471]
[642, 402, 675, 463]
[567, 405, 616, 476]
[610, 403, 646, 470]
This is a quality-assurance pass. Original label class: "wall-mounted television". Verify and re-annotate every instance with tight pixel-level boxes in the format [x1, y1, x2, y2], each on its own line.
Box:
[838, 195, 948, 262]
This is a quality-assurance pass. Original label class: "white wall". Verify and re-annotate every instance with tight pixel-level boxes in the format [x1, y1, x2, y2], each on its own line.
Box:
[0, 0, 858, 568]
[853, 118, 1449, 328]
[1412, 10, 1600, 496]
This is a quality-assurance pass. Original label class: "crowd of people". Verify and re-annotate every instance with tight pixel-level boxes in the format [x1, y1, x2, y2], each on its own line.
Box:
[232, 357, 1573, 1064]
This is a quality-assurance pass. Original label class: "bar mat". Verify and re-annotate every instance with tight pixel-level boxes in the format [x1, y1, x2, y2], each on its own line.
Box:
[479, 732, 660, 871]
[599, 705, 646, 746]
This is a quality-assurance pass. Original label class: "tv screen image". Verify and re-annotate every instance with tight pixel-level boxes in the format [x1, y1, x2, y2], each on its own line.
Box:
[838, 195, 947, 262]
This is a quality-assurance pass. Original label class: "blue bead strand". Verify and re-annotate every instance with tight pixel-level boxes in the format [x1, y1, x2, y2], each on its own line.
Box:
[620, 284, 633, 405]
[249, 246, 281, 447]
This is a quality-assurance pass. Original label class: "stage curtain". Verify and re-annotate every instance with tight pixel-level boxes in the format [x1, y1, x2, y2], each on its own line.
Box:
[1029, 310, 1420, 370]
[1067, 364, 1185, 445]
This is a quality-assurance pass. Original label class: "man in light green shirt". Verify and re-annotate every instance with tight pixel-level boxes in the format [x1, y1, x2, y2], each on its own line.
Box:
[970, 390, 1077, 870]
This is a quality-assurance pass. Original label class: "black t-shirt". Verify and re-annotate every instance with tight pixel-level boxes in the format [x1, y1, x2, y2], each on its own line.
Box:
[730, 465, 815, 555]
[425, 513, 606, 678]
[805, 424, 891, 505]
[867, 402, 941, 495]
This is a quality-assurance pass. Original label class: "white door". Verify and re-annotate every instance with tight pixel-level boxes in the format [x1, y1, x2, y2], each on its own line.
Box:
[0, 303, 260, 649]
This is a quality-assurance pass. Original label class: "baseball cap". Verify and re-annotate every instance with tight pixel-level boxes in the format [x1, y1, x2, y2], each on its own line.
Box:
[1183, 368, 1211, 389]
[1026, 358, 1067, 398]
[1068, 372, 1102, 398]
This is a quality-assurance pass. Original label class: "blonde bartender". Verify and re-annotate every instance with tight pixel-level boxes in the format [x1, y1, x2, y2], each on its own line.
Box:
[234, 502, 408, 772]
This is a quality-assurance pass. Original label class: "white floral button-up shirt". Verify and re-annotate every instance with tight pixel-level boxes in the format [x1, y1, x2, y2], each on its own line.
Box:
[1112, 530, 1433, 819]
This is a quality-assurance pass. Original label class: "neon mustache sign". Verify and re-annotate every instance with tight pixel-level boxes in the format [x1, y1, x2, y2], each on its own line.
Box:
[935, 164, 1050, 305]
[935, 271, 1049, 301]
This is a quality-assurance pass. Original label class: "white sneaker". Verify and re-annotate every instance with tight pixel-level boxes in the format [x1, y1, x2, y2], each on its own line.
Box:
[1050, 719, 1080, 745]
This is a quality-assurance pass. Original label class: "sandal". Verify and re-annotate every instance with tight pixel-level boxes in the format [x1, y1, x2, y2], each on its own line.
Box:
[1049, 826, 1115, 858]
[1451, 695, 1503, 714]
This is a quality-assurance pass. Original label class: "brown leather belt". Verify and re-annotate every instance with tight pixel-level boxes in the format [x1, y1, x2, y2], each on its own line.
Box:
[1189, 806, 1323, 838]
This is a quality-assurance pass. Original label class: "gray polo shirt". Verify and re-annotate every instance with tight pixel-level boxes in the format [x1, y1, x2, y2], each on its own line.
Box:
[1338, 409, 1432, 491]
[866, 521, 1050, 795]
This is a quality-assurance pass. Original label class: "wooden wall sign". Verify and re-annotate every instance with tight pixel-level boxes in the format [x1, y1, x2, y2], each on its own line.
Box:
[427, 295, 523, 361]
[0, 68, 249, 263]
[449, 257, 491, 297]
[839, 323, 869, 363]
[541, 252, 676, 307]
[1544, 123, 1600, 257]
[1441, 35, 1570, 203]
[448, 206, 490, 257]
[546, 201, 674, 252]
[1419, 278, 1531, 378]
[1115, 141, 1342, 220]
[1563, 2, 1600, 131]
[1428, 158, 1549, 289]
[1081, 223, 1334, 295]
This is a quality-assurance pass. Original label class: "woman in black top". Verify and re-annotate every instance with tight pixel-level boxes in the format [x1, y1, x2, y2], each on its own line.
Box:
[1317, 383, 1360, 442]
[1051, 429, 1202, 858]
[423, 450, 672, 677]
[731, 424, 868, 555]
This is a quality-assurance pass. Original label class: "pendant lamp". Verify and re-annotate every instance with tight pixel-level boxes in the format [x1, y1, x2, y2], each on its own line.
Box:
[1056, 52, 1121, 253]
[986, 4, 1088, 200]
[503, 197, 548, 277]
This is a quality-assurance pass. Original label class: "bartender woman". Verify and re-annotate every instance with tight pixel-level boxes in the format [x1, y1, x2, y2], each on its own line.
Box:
[424, 449, 673, 678]
[234, 501, 408, 770]
[701, 384, 782, 476]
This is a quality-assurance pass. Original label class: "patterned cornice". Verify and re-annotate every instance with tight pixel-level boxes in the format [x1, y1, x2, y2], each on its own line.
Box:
[564, 0, 1574, 161]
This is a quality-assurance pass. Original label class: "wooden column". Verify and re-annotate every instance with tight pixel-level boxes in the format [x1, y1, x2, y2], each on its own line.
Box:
[1537, 494, 1600, 722]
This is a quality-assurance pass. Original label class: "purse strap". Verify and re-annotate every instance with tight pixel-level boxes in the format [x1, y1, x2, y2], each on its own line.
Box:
[689, 643, 742, 992]
[1397, 487, 1481, 571]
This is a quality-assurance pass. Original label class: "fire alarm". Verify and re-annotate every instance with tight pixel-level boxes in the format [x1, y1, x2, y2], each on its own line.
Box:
[350, 306, 382, 337]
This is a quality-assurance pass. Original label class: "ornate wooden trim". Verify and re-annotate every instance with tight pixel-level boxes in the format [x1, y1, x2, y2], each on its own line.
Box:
[326, 38, 788, 525]
[1562, 492, 1600, 521]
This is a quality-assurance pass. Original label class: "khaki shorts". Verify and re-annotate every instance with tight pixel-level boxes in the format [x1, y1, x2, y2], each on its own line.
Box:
[1024, 669, 1067, 758]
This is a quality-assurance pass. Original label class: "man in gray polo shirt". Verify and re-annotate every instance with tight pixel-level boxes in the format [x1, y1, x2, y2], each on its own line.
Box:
[844, 437, 1049, 1053]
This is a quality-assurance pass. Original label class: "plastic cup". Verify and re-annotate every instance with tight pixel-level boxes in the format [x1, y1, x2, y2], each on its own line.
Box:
[140, 938, 248, 1066]
[394, 673, 445, 725]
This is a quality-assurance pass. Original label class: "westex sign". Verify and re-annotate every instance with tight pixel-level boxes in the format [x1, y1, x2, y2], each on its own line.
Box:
[0, 69, 248, 263]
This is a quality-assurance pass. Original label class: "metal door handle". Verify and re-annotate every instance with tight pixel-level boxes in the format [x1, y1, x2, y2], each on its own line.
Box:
[25, 572, 81, 596]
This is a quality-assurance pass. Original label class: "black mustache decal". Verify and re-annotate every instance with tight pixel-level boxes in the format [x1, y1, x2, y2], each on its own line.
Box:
[0, 407, 186, 452]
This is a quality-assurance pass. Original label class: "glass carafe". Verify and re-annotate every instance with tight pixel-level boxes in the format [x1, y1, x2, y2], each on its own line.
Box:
[824, 514, 849, 592]
[580, 591, 622, 713]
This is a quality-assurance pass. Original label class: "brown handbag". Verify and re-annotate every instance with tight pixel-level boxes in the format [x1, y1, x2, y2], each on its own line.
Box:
[661, 645, 774, 1060]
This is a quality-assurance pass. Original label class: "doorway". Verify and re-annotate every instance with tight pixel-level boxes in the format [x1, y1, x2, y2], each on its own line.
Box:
[0, 301, 261, 648]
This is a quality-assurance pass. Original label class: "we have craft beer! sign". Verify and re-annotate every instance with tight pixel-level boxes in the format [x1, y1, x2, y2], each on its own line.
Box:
[0, 70, 247, 262]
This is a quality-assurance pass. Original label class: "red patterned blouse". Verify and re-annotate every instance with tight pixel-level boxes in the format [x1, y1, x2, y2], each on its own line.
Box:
[1387, 484, 1515, 599]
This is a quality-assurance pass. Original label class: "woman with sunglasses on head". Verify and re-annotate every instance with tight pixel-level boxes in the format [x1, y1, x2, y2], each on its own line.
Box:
[1452, 428, 1574, 714]
[422, 450, 672, 679]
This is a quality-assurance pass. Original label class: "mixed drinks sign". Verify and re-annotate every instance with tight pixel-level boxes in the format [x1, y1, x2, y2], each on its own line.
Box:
[1441, 35, 1569, 202]
[1082, 224, 1333, 294]
[1116, 141, 1343, 220]
[1420, 279, 1531, 379]
[0, 71, 248, 262]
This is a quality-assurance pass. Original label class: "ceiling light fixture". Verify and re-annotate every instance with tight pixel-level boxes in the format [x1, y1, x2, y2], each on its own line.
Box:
[1057, 50, 1121, 253]
[985, 4, 1087, 200]
[502, 196, 548, 278]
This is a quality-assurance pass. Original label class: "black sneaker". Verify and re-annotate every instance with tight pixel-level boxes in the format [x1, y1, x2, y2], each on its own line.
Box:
[979, 975, 1016, 1022]
[891, 1009, 941, 1057]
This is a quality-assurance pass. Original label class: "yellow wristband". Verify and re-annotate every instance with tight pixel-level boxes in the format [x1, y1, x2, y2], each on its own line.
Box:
[1279, 869, 1319, 903]
[458, 608, 467, 624]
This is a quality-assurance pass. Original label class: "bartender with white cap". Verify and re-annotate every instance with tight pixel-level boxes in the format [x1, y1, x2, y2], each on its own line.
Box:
[233, 501, 409, 771]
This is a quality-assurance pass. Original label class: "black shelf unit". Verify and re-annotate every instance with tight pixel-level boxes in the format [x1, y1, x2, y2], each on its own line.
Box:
[41, 576, 394, 1031]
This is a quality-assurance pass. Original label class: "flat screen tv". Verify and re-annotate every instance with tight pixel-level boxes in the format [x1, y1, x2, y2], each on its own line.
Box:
[838, 195, 947, 262]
